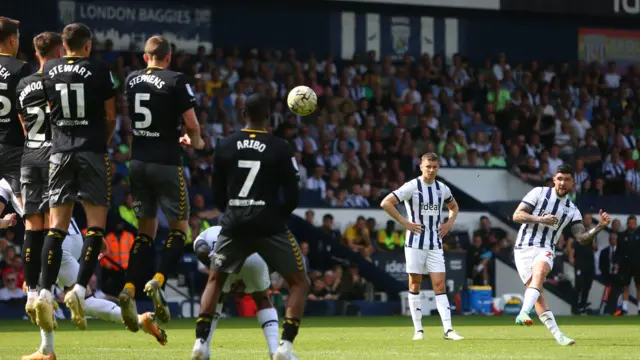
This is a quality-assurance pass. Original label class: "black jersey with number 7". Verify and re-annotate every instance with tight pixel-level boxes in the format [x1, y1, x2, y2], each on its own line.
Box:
[42, 56, 116, 154]
[213, 129, 300, 238]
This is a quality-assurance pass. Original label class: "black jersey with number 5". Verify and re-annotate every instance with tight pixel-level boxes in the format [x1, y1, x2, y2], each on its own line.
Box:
[42, 56, 116, 154]
[125, 67, 196, 165]
[0, 54, 31, 146]
[213, 130, 300, 238]
[16, 72, 51, 167]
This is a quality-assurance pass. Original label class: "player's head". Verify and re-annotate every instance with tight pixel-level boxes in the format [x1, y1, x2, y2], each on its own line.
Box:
[244, 93, 270, 128]
[33, 32, 63, 64]
[143, 35, 171, 68]
[419, 152, 440, 181]
[61, 23, 92, 56]
[0, 17, 20, 56]
[553, 164, 574, 197]
[627, 215, 637, 231]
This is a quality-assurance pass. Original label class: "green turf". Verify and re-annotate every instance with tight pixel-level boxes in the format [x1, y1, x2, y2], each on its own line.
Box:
[1, 316, 639, 359]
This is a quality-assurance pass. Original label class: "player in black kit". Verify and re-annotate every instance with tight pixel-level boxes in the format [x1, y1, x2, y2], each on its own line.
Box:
[38, 23, 117, 332]
[192, 93, 309, 360]
[16, 31, 63, 327]
[119, 35, 203, 331]
[0, 17, 30, 202]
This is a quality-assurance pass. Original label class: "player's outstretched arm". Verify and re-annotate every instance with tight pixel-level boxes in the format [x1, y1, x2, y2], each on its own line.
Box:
[572, 209, 611, 245]
[105, 96, 116, 142]
[380, 193, 423, 234]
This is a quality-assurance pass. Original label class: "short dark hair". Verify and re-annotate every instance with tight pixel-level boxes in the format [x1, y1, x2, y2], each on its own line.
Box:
[62, 23, 92, 51]
[33, 32, 62, 58]
[144, 35, 170, 61]
[323, 214, 333, 221]
[244, 93, 270, 124]
[421, 152, 439, 162]
[0, 17, 19, 43]
[555, 164, 574, 176]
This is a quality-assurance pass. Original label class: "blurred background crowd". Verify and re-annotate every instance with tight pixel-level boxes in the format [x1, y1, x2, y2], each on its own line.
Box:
[0, 33, 639, 314]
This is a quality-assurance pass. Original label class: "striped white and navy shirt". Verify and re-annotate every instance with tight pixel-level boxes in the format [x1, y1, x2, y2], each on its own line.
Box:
[0, 179, 81, 235]
[392, 178, 454, 250]
[626, 169, 640, 193]
[516, 187, 582, 251]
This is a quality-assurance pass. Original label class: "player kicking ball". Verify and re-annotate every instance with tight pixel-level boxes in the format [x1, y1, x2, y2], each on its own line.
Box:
[0, 179, 167, 360]
[191, 226, 280, 359]
[512, 164, 611, 346]
[381, 153, 464, 341]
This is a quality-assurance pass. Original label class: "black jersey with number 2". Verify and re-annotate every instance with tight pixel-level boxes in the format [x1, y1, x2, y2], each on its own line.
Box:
[0, 54, 31, 146]
[213, 130, 300, 238]
[125, 67, 196, 165]
[16, 72, 51, 167]
[42, 56, 116, 154]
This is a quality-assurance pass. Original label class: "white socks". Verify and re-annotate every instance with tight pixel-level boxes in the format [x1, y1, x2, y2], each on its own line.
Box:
[72, 284, 87, 300]
[206, 303, 224, 345]
[623, 300, 629, 312]
[40, 329, 54, 354]
[257, 308, 279, 355]
[521, 287, 541, 315]
[435, 293, 452, 332]
[539, 310, 560, 337]
[84, 296, 123, 323]
[408, 292, 423, 333]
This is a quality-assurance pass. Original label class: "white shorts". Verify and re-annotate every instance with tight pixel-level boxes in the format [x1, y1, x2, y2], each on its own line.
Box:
[222, 253, 271, 294]
[57, 234, 83, 289]
[404, 247, 446, 274]
[514, 247, 555, 284]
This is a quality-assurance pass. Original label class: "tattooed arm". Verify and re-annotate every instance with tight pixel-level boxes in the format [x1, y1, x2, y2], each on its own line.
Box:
[512, 202, 557, 225]
[571, 210, 612, 245]
[512, 202, 539, 224]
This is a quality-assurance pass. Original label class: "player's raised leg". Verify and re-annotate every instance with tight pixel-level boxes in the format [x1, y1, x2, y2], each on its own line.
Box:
[144, 164, 190, 324]
[515, 254, 550, 326]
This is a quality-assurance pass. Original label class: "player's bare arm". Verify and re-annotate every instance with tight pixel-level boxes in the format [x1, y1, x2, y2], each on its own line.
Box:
[182, 108, 204, 149]
[17, 113, 26, 136]
[571, 209, 611, 245]
[105, 96, 116, 142]
[380, 193, 423, 234]
[438, 199, 459, 238]
[512, 202, 557, 225]
[0, 213, 17, 228]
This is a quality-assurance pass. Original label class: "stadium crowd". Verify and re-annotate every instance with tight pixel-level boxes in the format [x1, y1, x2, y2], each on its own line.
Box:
[1, 39, 640, 315]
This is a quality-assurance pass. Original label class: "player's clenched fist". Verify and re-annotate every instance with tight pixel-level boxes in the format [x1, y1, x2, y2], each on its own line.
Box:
[598, 210, 611, 227]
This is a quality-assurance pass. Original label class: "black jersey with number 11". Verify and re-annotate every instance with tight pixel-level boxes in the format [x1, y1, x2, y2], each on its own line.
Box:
[16, 72, 51, 167]
[0, 54, 30, 146]
[125, 67, 196, 165]
[42, 56, 116, 154]
[213, 130, 300, 238]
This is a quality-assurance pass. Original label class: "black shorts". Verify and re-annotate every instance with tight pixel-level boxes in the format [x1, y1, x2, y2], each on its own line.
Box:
[0, 144, 24, 195]
[624, 262, 640, 286]
[212, 231, 306, 277]
[20, 166, 49, 215]
[48, 151, 110, 207]
[129, 159, 189, 222]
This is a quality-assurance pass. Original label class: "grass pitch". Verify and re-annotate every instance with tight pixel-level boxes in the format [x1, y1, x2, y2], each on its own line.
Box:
[1, 316, 639, 359]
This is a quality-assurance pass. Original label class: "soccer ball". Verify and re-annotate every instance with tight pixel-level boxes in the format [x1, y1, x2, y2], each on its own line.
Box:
[287, 86, 317, 116]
